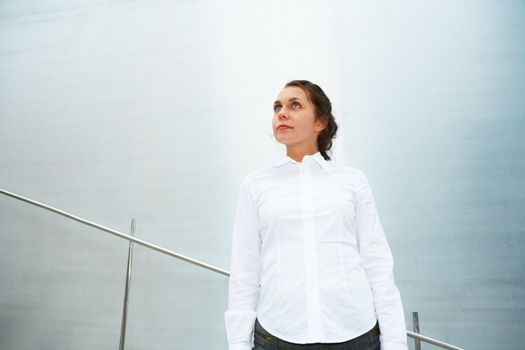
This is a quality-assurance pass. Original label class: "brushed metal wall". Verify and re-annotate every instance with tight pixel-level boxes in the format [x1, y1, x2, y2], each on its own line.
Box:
[1, 1, 523, 349]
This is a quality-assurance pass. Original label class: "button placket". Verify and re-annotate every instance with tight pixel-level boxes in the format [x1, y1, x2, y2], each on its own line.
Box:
[299, 159, 324, 339]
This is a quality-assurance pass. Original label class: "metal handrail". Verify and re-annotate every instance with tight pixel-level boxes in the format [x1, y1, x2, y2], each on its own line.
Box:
[0, 187, 464, 350]
[0, 188, 228, 276]
[407, 331, 463, 350]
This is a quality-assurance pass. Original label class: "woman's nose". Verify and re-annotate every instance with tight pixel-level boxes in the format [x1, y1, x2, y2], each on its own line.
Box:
[278, 108, 287, 119]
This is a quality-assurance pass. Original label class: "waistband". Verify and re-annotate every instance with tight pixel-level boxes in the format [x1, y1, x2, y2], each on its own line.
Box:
[254, 318, 380, 346]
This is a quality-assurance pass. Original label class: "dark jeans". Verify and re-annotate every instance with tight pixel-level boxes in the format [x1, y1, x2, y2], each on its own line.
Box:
[253, 319, 380, 350]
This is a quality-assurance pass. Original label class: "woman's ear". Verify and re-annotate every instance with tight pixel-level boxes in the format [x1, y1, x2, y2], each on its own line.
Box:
[315, 117, 328, 133]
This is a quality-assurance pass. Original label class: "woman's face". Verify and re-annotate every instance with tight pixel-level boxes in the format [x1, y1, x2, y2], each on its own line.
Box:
[272, 86, 326, 150]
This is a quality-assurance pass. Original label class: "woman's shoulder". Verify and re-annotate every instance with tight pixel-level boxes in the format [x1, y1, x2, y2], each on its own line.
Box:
[238, 165, 276, 185]
[241, 161, 368, 179]
[328, 159, 367, 178]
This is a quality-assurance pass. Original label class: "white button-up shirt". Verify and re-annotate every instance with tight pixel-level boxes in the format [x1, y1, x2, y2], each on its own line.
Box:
[224, 151, 408, 350]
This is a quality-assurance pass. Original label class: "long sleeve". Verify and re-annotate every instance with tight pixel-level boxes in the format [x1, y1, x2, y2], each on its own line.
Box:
[355, 170, 408, 350]
[224, 177, 261, 350]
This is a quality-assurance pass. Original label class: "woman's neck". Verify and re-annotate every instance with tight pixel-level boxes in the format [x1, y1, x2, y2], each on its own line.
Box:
[286, 145, 319, 163]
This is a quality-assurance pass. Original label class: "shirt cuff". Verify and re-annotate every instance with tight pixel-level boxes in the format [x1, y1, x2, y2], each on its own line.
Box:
[228, 342, 252, 350]
[379, 334, 408, 350]
[380, 339, 408, 350]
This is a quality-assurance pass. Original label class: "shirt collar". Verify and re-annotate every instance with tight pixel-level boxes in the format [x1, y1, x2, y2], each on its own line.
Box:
[272, 151, 331, 173]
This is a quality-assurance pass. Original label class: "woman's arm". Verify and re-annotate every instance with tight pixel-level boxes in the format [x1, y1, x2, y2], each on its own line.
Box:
[224, 177, 261, 350]
[355, 169, 408, 350]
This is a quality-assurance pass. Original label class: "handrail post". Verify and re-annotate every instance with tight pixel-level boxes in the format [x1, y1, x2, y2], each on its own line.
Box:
[412, 311, 421, 350]
[119, 219, 136, 350]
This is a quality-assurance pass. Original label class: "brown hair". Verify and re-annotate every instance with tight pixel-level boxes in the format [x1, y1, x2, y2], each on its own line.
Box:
[284, 80, 338, 161]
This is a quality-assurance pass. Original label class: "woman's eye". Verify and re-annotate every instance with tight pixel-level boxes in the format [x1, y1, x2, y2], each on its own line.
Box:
[274, 105, 282, 112]
[292, 102, 301, 108]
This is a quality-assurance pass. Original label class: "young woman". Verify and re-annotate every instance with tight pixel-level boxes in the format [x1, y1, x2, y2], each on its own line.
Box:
[224, 80, 408, 350]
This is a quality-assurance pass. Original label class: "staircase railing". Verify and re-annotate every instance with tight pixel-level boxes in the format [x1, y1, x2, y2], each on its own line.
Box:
[0, 187, 464, 350]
